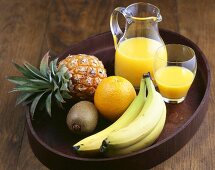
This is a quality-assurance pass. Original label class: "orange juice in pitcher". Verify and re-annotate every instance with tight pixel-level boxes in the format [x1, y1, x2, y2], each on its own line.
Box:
[115, 37, 166, 87]
[110, 3, 166, 88]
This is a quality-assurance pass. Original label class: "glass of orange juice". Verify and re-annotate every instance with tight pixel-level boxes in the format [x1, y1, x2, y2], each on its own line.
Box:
[154, 44, 197, 103]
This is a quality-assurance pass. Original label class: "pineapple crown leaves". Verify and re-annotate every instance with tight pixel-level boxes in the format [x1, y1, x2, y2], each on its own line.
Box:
[7, 52, 72, 118]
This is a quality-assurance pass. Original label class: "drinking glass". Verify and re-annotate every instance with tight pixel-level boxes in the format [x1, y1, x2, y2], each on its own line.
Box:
[154, 44, 197, 103]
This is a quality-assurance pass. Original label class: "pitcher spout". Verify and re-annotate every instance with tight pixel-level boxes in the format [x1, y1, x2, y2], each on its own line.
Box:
[110, 3, 163, 49]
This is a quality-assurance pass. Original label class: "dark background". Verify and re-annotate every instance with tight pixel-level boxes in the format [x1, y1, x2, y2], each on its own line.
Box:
[0, 0, 214, 169]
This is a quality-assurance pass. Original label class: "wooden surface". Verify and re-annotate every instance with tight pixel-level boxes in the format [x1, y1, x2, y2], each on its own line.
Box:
[0, 0, 214, 169]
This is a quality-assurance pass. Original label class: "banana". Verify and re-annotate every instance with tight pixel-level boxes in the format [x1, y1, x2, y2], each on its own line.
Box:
[104, 106, 166, 156]
[101, 75, 165, 151]
[73, 78, 146, 156]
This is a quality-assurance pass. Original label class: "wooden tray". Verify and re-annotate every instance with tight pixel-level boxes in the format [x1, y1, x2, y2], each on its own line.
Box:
[26, 29, 211, 170]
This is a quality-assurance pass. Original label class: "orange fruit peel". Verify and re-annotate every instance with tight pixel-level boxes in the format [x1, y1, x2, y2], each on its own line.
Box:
[94, 76, 136, 121]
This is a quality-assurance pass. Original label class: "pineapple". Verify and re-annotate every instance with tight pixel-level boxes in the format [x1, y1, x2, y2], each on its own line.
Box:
[58, 54, 107, 99]
[7, 52, 107, 117]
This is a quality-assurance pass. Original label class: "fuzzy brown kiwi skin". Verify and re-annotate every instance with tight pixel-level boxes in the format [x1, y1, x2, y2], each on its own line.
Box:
[66, 101, 98, 135]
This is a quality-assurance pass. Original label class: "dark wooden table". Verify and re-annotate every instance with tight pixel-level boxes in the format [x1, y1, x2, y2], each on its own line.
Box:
[0, 0, 214, 169]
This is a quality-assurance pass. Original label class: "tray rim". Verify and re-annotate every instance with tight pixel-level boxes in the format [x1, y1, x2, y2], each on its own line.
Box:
[26, 28, 211, 162]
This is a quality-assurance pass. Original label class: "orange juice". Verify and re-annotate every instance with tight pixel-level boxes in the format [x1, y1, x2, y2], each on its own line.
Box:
[115, 37, 166, 87]
[155, 66, 194, 99]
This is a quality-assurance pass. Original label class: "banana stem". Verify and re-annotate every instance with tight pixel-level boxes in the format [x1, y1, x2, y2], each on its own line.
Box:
[144, 73, 155, 94]
[72, 145, 80, 151]
[100, 139, 108, 152]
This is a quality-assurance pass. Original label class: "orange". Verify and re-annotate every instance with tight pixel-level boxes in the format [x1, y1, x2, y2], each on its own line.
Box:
[94, 76, 136, 121]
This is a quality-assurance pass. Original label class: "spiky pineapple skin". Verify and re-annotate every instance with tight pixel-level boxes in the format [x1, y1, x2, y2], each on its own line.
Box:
[58, 54, 107, 99]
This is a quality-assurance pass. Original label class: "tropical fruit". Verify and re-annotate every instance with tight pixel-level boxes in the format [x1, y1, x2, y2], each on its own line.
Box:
[66, 101, 98, 135]
[73, 74, 166, 157]
[58, 54, 107, 99]
[7, 53, 107, 117]
[94, 76, 136, 121]
[101, 74, 166, 156]
[73, 78, 146, 156]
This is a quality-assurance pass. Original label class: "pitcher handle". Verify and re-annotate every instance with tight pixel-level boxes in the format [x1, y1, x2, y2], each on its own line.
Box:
[110, 7, 128, 48]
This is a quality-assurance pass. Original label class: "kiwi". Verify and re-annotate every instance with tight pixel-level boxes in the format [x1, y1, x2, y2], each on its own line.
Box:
[66, 101, 98, 135]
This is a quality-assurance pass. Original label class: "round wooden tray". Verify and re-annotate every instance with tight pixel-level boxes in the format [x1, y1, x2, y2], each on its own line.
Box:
[26, 29, 210, 170]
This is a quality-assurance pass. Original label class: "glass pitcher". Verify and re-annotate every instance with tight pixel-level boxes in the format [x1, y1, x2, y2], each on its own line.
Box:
[110, 2, 166, 88]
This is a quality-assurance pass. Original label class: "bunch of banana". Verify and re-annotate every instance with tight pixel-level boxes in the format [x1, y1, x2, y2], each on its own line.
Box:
[100, 74, 166, 156]
[73, 78, 146, 156]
